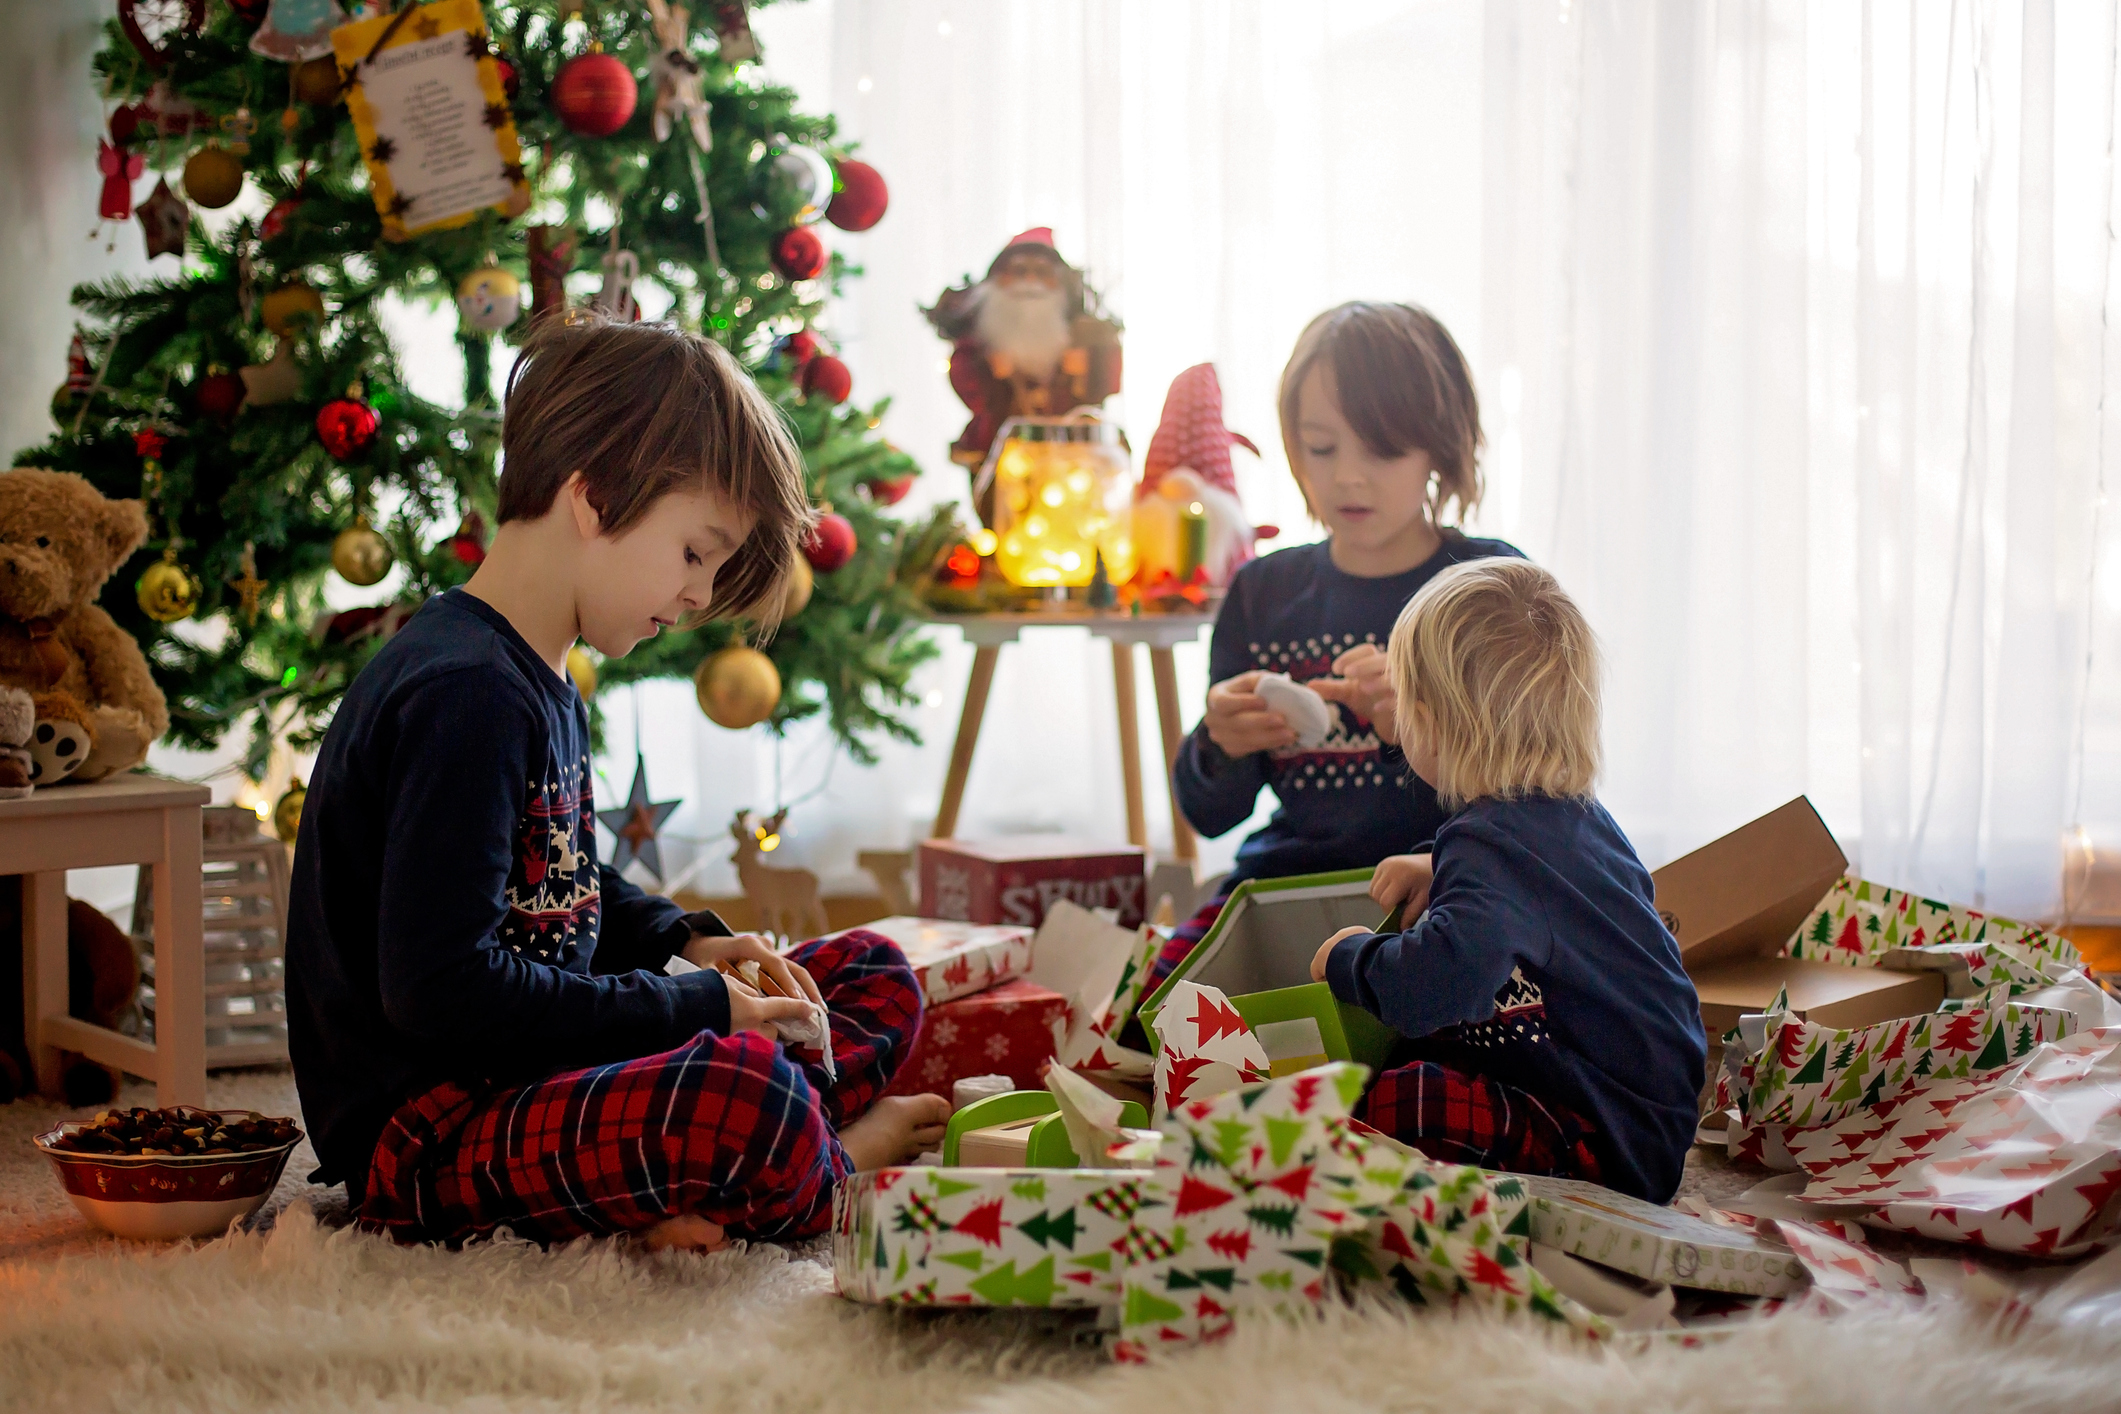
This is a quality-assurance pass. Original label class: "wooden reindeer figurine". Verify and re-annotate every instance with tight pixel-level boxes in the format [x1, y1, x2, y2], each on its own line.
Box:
[729, 808, 828, 944]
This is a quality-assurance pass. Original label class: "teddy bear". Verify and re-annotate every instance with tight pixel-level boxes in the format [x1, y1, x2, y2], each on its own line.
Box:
[0, 469, 168, 782]
[0, 684, 30, 797]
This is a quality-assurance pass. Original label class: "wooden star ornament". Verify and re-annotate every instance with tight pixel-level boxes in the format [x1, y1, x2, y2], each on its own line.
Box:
[597, 754, 680, 880]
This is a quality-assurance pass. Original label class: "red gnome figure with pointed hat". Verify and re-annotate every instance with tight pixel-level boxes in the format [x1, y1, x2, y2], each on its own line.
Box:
[1133, 364, 1273, 596]
[923, 228, 1123, 522]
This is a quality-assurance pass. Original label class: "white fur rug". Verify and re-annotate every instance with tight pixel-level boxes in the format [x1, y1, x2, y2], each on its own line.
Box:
[4, 1074, 2119, 1414]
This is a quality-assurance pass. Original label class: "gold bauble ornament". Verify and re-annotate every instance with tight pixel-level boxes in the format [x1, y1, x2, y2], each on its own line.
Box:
[694, 646, 781, 729]
[181, 144, 245, 210]
[292, 56, 343, 106]
[261, 282, 326, 338]
[135, 548, 202, 623]
[780, 556, 813, 619]
[331, 516, 394, 586]
[273, 779, 307, 844]
[565, 644, 597, 698]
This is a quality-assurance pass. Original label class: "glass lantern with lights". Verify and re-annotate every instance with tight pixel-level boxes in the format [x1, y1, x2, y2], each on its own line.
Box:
[978, 413, 1137, 589]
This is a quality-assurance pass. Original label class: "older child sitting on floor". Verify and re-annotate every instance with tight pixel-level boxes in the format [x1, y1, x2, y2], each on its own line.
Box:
[1152, 301, 1522, 989]
[1308, 559, 1703, 1203]
[286, 314, 949, 1253]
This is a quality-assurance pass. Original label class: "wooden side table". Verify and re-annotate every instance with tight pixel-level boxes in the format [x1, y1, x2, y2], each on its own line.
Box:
[925, 608, 1217, 863]
[4, 773, 210, 1107]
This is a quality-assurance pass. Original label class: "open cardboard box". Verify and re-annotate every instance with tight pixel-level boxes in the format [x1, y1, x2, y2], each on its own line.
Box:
[1651, 797, 1946, 1041]
[1692, 955, 1945, 1037]
[1137, 870, 1399, 1072]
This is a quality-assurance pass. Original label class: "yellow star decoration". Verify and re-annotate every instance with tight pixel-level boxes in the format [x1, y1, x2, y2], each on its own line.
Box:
[411, 13, 444, 40]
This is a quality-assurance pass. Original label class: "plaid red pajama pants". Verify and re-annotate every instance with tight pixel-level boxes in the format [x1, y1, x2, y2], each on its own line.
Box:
[357, 929, 922, 1247]
[1358, 1060, 1603, 1182]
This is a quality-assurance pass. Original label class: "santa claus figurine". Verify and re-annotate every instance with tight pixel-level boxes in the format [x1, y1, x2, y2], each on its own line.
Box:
[1133, 364, 1275, 594]
[923, 228, 1122, 521]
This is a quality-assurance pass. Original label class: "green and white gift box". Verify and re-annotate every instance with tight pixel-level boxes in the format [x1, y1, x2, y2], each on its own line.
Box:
[1520, 1174, 1810, 1298]
[1136, 870, 1400, 1075]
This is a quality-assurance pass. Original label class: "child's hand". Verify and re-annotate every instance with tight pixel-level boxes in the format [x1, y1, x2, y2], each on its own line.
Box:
[1311, 925, 1372, 982]
[681, 931, 825, 1010]
[1370, 852, 1434, 913]
[725, 974, 817, 1039]
[1203, 670, 1299, 757]
[1311, 643, 1398, 744]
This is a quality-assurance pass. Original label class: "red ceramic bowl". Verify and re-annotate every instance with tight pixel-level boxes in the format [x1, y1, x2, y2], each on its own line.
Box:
[34, 1109, 301, 1240]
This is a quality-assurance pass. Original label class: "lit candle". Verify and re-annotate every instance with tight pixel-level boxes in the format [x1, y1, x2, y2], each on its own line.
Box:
[1179, 501, 1206, 580]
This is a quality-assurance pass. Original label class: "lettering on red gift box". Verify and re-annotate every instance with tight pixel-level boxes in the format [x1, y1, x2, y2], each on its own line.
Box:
[931, 864, 974, 920]
[999, 874, 1146, 926]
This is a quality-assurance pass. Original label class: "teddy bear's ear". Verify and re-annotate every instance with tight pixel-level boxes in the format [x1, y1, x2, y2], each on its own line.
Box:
[100, 497, 150, 563]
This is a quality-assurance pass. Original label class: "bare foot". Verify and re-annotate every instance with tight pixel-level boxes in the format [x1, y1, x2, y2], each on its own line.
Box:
[840, 1093, 952, 1171]
[641, 1214, 729, 1254]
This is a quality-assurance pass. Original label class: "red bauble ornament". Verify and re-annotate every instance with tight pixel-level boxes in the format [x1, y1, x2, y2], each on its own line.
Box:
[827, 159, 889, 232]
[449, 509, 489, 566]
[800, 353, 851, 405]
[865, 474, 916, 506]
[195, 370, 246, 421]
[803, 512, 857, 572]
[553, 52, 638, 137]
[260, 194, 301, 241]
[227, 0, 270, 22]
[316, 397, 380, 461]
[779, 329, 818, 369]
[494, 55, 521, 102]
[771, 226, 827, 282]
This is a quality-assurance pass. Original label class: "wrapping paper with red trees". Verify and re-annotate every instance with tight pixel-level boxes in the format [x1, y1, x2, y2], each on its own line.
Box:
[1779, 1026, 2121, 1257]
[835, 916, 1034, 1006]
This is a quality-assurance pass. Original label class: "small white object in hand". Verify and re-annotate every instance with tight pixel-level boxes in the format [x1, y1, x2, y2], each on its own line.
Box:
[666, 952, 836, 1082]
[1255, 672, 1334, 749]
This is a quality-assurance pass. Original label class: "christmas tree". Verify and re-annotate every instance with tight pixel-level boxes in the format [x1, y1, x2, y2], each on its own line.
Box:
[14, 0, 955, 779]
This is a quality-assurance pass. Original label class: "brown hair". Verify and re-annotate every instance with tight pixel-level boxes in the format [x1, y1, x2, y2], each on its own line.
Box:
[1388, 559, 1601, 810]
[498, 312, 814, 626]
[1277, 301, 1483, 525]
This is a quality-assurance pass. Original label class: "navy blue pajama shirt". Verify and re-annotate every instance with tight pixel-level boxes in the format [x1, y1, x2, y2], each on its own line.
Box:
[1171, 533, 1524, 888]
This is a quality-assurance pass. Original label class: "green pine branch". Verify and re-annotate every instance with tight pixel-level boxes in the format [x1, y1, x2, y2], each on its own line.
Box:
[12, 0, 949, 768]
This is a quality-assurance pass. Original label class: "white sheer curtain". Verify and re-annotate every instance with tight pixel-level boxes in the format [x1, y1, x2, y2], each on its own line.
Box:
[87, 0, 2115, 922]
[1483, 0, 2121, 918]
[626, 0, 1490, 897]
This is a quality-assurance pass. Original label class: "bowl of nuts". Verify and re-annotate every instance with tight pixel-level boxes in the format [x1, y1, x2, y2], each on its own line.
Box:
[34, 1106, 303, 1240]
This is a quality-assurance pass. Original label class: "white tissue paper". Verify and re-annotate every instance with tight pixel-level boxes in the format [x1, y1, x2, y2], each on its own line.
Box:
[667, 953, 836, 1082]
[1255, 672, 1335, 749]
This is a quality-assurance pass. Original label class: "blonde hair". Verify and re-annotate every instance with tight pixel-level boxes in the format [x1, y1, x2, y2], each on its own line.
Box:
[1388, 559, 1601, 810]
[1278, 301, 1484, 525]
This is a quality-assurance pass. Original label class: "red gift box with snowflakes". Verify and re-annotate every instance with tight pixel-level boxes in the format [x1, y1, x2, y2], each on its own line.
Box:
[883, 978, 1069, 1097]
[918, 837, 1148, 929]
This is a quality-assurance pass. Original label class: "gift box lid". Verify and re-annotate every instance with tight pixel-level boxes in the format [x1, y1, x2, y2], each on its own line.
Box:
[829, 915, 1035, 1005]
[1650, 797, 1848, 969]
[1136, 869, 1397, 1072]
[1520, 1174, 1810, 1298]
[920, 836, 1146, 866]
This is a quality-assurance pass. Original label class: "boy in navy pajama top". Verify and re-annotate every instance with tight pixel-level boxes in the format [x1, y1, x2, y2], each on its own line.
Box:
[286, 315, 949, 1253]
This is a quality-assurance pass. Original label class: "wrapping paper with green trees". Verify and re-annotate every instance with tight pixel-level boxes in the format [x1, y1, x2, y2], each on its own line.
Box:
[1784, 877, 2083, 973]
[1721, 997, 2079, 1166]
[836, 1058, 1604, 1356]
